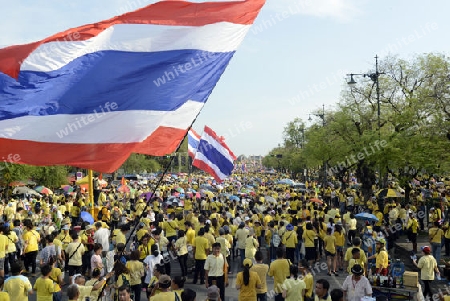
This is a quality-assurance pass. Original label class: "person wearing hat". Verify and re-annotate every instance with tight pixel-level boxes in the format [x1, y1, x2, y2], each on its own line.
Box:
[150, 274, 178, 301]
[282, 223, 297, 264]
[412, 246, 439, 300]
[236, 258, 262, 301]
[367, 238, 388, 275]
[342, 264, 372, 301]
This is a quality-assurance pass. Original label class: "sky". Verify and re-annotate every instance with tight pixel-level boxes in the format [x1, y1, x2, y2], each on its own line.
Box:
[1, 0, 449, 157]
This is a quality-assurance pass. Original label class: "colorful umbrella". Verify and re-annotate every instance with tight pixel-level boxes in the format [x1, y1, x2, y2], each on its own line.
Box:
[61, 185, 74, 192]
[118, 185, 130, 193]
[309, 198, 323, 204]
[376, 189, 404, 198]
[175, 187, 185, 193]
[35, 186, 53, 195]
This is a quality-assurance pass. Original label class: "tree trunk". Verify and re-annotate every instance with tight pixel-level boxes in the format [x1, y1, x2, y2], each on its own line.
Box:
[356, 161, 375, 203]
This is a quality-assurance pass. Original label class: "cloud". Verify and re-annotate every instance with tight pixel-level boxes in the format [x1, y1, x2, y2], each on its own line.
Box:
[265, 0, 363, 23]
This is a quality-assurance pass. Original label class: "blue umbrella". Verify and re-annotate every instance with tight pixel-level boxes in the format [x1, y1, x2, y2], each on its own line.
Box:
[229, 195, 240, 201]
[80, 211, 94, 224]
[355, 212, 378, 222]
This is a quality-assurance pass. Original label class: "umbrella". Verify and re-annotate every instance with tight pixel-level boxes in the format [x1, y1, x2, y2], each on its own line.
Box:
[80, 211, 94, 224]
[309, 198, 323, 204]
[376, 188, 404, 198]
[12, 186, 42, 197]
[117, 185, 130, 193]
[229, 195, 240, 201]
[355, 212, 379, 222]
[141, 192, 153, 201]
[35, 186, 53, 195]
[175, 187, 185, 193]
[9, 181, 26, 187]
[61, 185, 74, 192]
[265, 196, 277, 204]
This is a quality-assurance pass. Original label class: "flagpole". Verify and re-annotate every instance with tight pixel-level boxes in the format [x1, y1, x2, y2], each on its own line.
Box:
[88, 169, 94, 217]
[125, 115, 203, 249]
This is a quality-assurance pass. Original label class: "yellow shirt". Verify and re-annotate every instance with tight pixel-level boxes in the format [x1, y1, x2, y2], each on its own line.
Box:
[417, 255, 437, 280]
[375, 249, 389, 269]
[251, 263, 269, 294]
[282, 278, 306, 301]
[429, 228, 444, 244]
[49, 268, 62, 293]
[282, 230, 298, 248]
[65, 241, 85, 266]
[23, 230, 40, 253]
[0, 235, 8, 258]
[4, 276, 32, 301]
[6, 232, 18, 253]
[151, 292, 178, 301]
[162, 220, 178, 238]
[333, 231, 345, 247]
[126, 260, 145, 286]
[347, 258, 365, 274]
[186, 228, 196, 246]
[33, 277, 54, 301]
[175, 237, 188, 256]
[344, 247, 367, 263]
[236, 271, 262, 300]
[303, 229, 316, 248]
[0, 292, 9, 301]
[268, 259, 290, 293]
[304, 273, 314, 297]
[115, 231, 126, 246]
[193, 236, 209, 260]
[374, 212, 384, 226]
[323, 235, 336, 254]
[77, 285, 93, 301]
[116, 273, 131, 287]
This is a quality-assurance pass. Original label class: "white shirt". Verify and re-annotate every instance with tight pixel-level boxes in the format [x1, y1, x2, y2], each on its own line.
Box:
[342, 276, 372, 301]
[93, 227, 110, 251]
[143, 254, 164, 283]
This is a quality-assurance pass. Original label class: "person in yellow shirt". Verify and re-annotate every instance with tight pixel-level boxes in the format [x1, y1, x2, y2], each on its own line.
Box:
[33, 264, 54, 301]
[22, 219, 40, 276]
[282, 224, 297, 264]
[333, 224, 345, 271]
[429, 221, 444, 263]
[268, 248, 291, 298]
[303, 223, 317, 268]
[250, 251, 269, 300]
[323, 228, 337, 276]
[347, 248, 365, 275]
[300, 260, 314, 301]
[368, 238, 388, 275]
[192, 228, 209, 284]
[412, 245, 439, 301]
[4, 262, 33, 301]
[407, 212, 419, 253]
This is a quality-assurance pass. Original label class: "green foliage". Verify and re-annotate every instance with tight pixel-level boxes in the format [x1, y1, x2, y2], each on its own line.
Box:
[120, 154, 161, 174]
[265, 53, 450, 196]
[30, 166, 69, 188]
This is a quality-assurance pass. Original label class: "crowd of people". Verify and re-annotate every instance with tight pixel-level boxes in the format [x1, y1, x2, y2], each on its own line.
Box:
[0, 173, 447, 301]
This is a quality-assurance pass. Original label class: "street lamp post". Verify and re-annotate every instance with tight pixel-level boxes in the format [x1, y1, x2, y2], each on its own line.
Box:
[309, 104, 327, 189]
[347, 55, 385, 187]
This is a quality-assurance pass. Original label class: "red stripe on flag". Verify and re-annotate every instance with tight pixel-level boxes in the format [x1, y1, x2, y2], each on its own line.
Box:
[0, 0, 265, 79]
[192, 158, 222, 183]
[0, 126, 186, 172]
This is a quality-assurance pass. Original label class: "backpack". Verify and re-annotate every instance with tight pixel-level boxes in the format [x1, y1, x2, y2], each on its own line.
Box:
[296, 225, 304, 241]
[272, 229, 281, 248]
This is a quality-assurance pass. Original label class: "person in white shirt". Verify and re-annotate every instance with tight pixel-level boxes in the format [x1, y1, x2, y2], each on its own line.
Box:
[93, 222, 110, 256]
[342, 264, 372, 301]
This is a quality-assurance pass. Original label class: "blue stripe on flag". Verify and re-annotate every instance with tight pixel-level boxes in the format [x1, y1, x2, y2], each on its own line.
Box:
[197, 139, 234, 175]
[0, 50, 235, 120]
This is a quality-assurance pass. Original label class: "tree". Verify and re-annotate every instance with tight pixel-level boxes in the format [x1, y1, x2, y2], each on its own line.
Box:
[283, 118, 306, 148]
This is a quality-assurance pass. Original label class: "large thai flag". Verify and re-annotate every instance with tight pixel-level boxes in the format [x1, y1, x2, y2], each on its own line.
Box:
[193, 126, 236, 182]
[0, 0, 265, 172]
[187, 129, 201, 159]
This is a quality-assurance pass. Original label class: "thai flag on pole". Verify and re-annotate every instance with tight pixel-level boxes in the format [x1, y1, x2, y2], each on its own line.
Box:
[0, 0, 265, 172]
[187, 129, 201, 159]
[192, 126, 236, 182]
